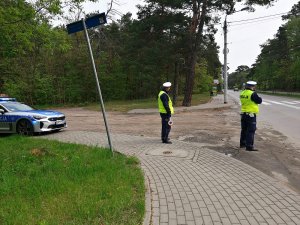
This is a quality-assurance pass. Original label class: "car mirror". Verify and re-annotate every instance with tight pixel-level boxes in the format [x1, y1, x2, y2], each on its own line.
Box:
[0, 109, 5, 114]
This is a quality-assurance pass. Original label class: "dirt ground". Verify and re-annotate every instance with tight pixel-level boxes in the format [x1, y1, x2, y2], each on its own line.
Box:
[58, 105, 300, 194]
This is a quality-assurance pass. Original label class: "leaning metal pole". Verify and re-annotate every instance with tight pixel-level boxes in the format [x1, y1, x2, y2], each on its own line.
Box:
[82, 19, 113, 153]
[223, 16, 228, 104]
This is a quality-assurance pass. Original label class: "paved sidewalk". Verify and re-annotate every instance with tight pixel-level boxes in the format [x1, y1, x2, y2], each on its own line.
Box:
[39, 96, 300, 225]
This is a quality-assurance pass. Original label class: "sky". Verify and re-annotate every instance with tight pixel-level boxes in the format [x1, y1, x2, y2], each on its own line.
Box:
[82, 0, 298, 72]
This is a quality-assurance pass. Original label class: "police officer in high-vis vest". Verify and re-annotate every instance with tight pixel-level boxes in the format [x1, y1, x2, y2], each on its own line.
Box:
[158, 82, 174, 144]
[240, 81, 262, 151]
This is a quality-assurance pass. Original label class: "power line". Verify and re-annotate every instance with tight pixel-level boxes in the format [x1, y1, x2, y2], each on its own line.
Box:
[229, 15, 284, 27]
[228, 12, 288, 24]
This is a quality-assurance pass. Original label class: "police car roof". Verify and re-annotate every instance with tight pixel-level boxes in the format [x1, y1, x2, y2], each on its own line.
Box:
[0, 97, 17, 102]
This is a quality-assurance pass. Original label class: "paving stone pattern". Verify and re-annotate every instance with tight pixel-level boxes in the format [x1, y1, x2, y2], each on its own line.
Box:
[39, 131, 300, 225]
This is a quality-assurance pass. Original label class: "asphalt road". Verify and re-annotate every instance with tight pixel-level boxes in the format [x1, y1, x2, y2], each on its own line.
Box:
[228, 90, 300, 148]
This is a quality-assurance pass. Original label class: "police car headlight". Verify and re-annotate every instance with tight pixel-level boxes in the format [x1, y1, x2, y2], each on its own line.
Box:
[33, 115, 47, 120]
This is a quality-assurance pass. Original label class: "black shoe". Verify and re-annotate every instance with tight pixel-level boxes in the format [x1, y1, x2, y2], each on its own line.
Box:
[240, 145, 246, 148]
[162, 138, 170, 142]
[246, 147, 258, 151]
[163, 141, 172, 144]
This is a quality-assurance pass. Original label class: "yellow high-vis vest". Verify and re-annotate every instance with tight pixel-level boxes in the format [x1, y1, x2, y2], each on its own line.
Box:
[158, 91, 174, 114]
[240, 89, 259, 114]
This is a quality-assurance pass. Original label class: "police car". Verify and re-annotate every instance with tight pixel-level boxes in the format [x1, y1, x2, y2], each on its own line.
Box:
[0, 97, 67, 135]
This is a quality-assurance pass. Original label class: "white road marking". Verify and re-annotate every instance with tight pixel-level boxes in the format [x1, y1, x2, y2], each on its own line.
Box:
[282, 101, 298, 105]
[267, 100, 300, 109]
[262, 101, 271, 105]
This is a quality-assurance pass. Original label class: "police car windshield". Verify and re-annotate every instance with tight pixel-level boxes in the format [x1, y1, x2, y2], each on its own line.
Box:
[1, 102, 34, 111]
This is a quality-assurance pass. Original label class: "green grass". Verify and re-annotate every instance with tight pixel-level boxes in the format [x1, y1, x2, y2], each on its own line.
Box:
[0, 135, 145, 225]
[84, 93, 212, 112]
[177, 93, 211, 107]
[34, 93, 211, 112]
[86, 98, 158, 112]
[258, 91, 300, 99]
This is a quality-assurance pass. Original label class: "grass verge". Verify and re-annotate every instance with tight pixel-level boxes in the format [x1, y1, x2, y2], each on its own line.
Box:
[85, 93, 211, 112]
[258, 91, 300, 99]
[0, 135, 145, 225]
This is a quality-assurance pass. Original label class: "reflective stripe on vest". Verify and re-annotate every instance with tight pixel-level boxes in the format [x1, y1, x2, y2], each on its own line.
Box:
[240, 89, 259, 114]
[158, 91, 174, 114]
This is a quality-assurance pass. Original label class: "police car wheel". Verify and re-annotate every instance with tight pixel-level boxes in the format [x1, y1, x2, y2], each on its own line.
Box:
[17, 119, 34, 136]
[52, 129, 61, 133]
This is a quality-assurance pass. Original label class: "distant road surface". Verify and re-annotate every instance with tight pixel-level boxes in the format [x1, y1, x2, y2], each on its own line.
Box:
[229, 90, 300, 148]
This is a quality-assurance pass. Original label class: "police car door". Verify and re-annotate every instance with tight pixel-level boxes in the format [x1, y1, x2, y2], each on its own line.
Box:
[0, 106, 12, 132]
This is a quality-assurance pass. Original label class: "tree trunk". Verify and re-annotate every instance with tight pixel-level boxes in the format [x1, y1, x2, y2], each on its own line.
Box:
[182, 53, 196, 106]
[182, 0, 208, 107]
[172, 61, 179, 105]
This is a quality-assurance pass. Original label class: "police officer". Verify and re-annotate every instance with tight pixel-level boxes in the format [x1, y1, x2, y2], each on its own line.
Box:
[158, 82, 174, 144]
[240, 81, 262, 151]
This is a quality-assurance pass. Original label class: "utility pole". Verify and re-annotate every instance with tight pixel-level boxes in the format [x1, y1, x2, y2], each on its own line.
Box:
[223, 16, 228, 104]
[223, 7, 250, 104]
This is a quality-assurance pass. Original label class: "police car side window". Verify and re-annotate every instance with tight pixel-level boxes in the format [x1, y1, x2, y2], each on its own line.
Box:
[0, 105, 7, 113]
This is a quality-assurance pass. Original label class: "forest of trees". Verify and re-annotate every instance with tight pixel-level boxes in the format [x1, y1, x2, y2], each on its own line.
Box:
[0, 0, 285, 106]
[229, 2, 300, 92]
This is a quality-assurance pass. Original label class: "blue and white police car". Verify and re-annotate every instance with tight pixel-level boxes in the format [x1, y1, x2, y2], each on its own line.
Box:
[0, 97, 67, 135]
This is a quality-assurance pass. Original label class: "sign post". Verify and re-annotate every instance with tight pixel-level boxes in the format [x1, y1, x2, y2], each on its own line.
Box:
[223, 16, 228, 104]
[67, 13, 113, 153]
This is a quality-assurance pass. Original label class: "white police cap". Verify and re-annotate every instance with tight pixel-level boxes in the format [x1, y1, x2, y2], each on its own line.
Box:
[163, 82, 172, 87]
[246, 81, 257, 86]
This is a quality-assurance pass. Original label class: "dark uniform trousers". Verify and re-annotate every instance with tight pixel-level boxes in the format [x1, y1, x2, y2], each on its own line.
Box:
[160, 113, 171, 142]
[240, 113, 257, 149]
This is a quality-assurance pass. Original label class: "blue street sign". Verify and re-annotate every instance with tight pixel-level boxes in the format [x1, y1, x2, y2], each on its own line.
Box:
[67, 13, 107, 34]
[66, 21, 83, 34]
[86, 13, 107, 29]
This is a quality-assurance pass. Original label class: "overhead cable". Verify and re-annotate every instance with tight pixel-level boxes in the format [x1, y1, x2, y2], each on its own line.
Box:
[228, 12, 288, 24]
[229, 16, 284, 27]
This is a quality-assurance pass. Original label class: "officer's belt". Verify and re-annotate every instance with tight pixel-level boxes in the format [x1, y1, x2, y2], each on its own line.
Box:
[241, 112, 256, 116]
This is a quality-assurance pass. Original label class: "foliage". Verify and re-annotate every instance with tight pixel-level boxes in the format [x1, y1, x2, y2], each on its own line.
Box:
[230, 2, 300, 92]
[0, 0, 221, 106]
[250, 2, 300, 92]
[0, 0, 286, 107]
[228, 65, 250, 89]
